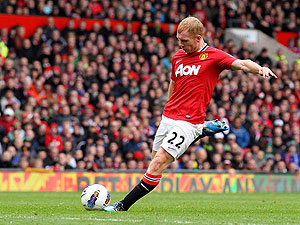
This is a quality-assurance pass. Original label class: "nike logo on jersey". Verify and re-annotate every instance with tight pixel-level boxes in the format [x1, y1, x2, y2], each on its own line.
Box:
[175, 63, 201, 77]
[175, 59, 183, 64]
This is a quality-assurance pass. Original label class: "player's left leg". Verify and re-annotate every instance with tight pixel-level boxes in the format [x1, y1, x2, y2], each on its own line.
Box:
[188, 119, 229, 147]
[202, 119, 229, 136]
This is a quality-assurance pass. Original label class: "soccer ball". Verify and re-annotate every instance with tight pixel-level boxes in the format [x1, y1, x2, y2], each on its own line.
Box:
[81, 184, 111, 211]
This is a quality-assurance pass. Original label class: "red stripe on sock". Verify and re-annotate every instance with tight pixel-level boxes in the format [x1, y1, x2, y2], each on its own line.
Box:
[142, 176, 159, 185]
[142, 173, 162, 185]
[145, 172, 162, 179]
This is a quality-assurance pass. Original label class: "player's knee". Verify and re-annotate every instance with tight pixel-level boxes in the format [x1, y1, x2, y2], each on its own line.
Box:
[148, 151, 173, 173]
[148, 157, 163, 172]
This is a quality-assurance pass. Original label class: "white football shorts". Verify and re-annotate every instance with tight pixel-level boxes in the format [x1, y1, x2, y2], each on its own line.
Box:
[153, 115, 204, 159]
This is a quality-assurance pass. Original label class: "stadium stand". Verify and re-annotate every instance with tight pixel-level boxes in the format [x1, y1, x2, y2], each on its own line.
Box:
[0, 0, 299, 173]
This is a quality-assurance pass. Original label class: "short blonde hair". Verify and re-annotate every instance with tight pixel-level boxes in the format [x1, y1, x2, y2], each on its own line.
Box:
[177, 17, 204, 37]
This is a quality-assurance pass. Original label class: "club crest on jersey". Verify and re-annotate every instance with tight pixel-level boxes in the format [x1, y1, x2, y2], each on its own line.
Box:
[199, 53, 208, 60]
[175, 63, 201, 77]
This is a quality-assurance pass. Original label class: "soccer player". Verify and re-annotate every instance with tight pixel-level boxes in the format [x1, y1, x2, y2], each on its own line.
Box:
[104, 16, 277, 212]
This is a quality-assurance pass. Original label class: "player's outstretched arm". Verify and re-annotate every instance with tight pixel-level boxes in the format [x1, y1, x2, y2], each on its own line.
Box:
[231, 59, 278, 79]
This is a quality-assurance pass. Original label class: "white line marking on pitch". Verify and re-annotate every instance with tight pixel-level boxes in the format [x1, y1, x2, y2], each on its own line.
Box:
[62, 217, 142, 223]
[63, 217, 196, 224]
[0, 216, 196, 224]
[3, 215, 285, 225]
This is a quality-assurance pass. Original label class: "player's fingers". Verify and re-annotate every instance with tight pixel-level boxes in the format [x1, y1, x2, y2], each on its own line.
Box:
[262, 68, 268, 79]
[262, 68, 277, 79]
[264, 68, 276, 78]
[269, 70, 278, 79]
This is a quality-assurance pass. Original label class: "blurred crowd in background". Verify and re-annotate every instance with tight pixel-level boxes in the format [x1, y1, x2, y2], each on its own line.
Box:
[0, 0, 299, 173]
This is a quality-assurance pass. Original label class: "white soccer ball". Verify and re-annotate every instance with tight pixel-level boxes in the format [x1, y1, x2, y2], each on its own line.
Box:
[81, 184, 111, 211]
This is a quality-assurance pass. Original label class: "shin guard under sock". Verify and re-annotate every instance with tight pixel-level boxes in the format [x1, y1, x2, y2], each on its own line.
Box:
[121, 172, 162, 210]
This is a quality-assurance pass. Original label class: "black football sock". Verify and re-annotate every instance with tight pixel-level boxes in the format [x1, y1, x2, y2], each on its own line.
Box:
[121, 172, 162, 210]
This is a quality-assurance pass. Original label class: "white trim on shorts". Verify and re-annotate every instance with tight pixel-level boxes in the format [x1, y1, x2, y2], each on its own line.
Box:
[153, 115, 204, 159]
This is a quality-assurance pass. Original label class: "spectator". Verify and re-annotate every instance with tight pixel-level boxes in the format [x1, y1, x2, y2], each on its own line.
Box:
[244, 159, 258, 171]
[31, 158, 44, 169]
[211, 153, 222, 169]
[43, 145, 59, 168]
[1, 89, 21, 111]
[123, 130, 143, 153]
[253, 150, 266, 170]
[223, 159, 234, 173]
[54, 152, 73, 171]
[256, 15, 274, 37]
[274, 161, 288, 173]
[18, 39, 35, 62]
[0, 108, 16, 137]
[0, 150, 13, 168]
[42, 17, 58, 41]
[45, 123, 63, 151]
[13, 26, 25, 50]
[127, 159, 137, 170]
[288, 162, 297, 173]
[104, 156, 113, 169]
[256, 48, 272, 67]
[258, 126, 272, 151]
[232, 152, 244, 170]
[275, 49, 288, 65]
[195, 148, 208, 169]
[19, 157, 29, 170]
[61, 19, 76, 39]
[230, 117, 250, 148]
[283, 144, 299, 170]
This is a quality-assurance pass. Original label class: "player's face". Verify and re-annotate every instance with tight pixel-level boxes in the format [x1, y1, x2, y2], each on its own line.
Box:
[177, 30, 201, 54]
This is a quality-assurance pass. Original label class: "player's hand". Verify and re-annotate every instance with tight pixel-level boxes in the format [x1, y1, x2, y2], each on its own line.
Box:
[259, 67, 278, 79]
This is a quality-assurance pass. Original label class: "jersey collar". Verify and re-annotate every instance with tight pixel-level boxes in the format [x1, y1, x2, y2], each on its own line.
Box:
[197, 43, 208, 52]
[183, 43, 208, 54]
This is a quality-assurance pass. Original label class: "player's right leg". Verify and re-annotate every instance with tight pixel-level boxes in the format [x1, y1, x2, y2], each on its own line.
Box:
[104, 117, 173, 212]
[104, 147, 173, 212]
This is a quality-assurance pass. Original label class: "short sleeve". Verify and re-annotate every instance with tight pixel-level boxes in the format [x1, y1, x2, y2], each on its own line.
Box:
[171, 57, 176, 81]
[215, 49, 238, 71]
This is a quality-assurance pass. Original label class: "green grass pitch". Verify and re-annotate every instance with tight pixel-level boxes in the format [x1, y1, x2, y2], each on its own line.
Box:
[0, 192, 300, 224]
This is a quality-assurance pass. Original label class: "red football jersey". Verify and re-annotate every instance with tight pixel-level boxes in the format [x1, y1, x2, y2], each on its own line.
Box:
[163, 44, 237, 124]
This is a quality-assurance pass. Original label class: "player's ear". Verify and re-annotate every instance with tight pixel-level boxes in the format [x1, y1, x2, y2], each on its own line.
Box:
[197, 35, 202, 41]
